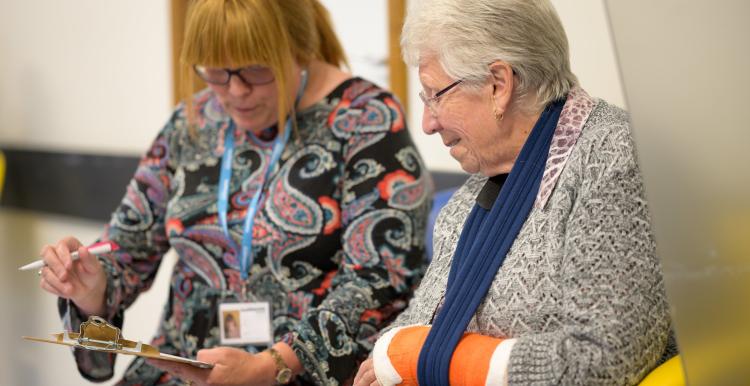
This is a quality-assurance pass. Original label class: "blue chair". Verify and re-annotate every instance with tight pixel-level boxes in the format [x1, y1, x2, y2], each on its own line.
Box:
[425, 188, 457, 261]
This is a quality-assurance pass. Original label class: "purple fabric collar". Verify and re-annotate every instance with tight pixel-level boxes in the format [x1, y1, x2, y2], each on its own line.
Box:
[536, 86, 598, 209]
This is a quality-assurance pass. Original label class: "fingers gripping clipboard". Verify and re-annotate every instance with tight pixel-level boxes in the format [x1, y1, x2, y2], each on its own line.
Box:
[23, 315, 213, 369]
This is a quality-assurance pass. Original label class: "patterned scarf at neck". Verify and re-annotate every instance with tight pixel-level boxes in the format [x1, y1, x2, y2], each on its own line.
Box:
[417, 98, 566, 386]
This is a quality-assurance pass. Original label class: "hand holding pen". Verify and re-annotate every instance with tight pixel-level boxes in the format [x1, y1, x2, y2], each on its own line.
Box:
[27, 237, 117, 317]
[19, 240, 117, 271]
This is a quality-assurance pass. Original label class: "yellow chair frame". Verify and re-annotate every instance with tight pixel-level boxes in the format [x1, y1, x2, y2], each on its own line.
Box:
[0, 151, 5, 198]
[638, 356, 685, 386]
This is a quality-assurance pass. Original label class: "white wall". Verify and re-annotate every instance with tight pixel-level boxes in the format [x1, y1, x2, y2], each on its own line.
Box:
[0, 0, 172, 155]
[0, 1, 173, 385]
[320, 0, 389, 89]
[406, 0, 626, 172]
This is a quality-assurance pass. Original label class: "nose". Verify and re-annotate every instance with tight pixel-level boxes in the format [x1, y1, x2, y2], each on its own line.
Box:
[422, 105, 441, 135]
[226, 74, 252, 97]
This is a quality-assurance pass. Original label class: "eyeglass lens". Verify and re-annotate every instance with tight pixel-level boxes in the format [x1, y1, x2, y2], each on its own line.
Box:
[420, 79, 462, 113]
[194, 65, 274, 86]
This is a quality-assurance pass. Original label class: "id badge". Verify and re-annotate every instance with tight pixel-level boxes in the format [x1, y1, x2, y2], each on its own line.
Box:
[218, 301, 273, 346]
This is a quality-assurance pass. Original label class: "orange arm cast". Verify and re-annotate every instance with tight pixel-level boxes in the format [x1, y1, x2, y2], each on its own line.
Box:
[372, 325, 516, 386]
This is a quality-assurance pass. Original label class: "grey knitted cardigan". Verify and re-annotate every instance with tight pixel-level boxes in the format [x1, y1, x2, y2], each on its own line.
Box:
[386, 90, 670, 385]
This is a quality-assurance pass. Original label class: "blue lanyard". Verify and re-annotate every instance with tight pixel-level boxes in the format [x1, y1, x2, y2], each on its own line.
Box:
[217, 70, 308, 281]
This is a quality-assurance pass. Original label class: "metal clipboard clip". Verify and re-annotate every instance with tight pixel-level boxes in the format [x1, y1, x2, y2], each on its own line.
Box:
[23, 315, 213, 368]
[75, 316, 124, 351]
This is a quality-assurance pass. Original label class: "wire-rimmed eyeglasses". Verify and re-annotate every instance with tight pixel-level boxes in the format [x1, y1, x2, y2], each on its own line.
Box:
[193, 64, 275, 86]
[419, 79, 463, 117]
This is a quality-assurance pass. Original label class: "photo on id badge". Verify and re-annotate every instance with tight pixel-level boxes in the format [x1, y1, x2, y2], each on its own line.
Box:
[219, 302, 273, 346]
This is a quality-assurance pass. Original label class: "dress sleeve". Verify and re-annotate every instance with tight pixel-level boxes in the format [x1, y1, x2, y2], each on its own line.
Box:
[506, 123, 670, 385]
[290, 90, 433, 385]
[58, 110, 182, 382]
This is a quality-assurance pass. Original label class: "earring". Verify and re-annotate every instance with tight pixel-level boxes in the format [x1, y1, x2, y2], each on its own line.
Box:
[492, 95, 504, 122]
[493, 107, 504, 122]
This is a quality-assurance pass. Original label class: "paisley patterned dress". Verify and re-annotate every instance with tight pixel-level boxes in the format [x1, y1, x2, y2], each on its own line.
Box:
[59, 78, 433, 385]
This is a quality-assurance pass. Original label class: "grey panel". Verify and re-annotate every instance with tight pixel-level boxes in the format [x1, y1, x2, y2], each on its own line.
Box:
[605, 1, 750, 384]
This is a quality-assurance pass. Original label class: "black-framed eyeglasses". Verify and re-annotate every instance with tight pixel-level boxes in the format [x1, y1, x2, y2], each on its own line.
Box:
[193, 64, 275, 86]
[419, 79, 463, 116]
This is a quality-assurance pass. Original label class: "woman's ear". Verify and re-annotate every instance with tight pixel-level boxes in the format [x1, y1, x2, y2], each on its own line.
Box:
[489, 61, 514, 114]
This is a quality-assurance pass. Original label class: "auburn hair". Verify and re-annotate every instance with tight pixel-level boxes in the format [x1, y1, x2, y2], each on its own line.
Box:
[179, 0, 348, 136]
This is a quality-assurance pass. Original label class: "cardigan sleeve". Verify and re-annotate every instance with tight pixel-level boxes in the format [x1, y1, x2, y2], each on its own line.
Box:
[57, 110, 183, 382]
[506, 121, 670, 385]
[290, 90, 433, 384]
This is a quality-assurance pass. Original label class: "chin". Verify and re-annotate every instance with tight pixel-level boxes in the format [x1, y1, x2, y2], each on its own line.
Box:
[459, 163, 480, 175]
[229, 111, 269, 130]
[236, 120, 265, 133]
[453, 158, 476, 175]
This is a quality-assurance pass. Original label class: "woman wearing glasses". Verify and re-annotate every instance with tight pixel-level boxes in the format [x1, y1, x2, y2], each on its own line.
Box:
[37, 0, 431, 385]
[354, 0, 673, 385]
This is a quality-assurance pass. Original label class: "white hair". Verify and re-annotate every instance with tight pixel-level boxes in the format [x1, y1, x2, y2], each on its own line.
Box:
[402, 0, 578, 111]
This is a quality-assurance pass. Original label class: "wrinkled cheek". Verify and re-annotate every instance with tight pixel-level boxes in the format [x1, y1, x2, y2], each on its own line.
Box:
[461, 159, 481, 174]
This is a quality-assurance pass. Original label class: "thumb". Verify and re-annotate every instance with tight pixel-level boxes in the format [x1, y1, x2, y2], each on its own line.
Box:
[196, 347, 222, 363]
[60, 236, 84, 252]
[77, 245, 102, 275]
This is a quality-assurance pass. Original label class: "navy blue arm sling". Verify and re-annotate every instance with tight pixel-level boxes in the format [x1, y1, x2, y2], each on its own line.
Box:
[417, 98, 565, 385]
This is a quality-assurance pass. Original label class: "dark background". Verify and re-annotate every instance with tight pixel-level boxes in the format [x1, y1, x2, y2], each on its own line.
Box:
[0, 147, 467, 221]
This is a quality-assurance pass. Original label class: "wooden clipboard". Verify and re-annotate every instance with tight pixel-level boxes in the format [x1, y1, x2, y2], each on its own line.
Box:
[23, 316, 213, 369]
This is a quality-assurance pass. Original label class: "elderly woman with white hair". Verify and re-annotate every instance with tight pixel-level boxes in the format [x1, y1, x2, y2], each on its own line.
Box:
[354, 0, 673, 385]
